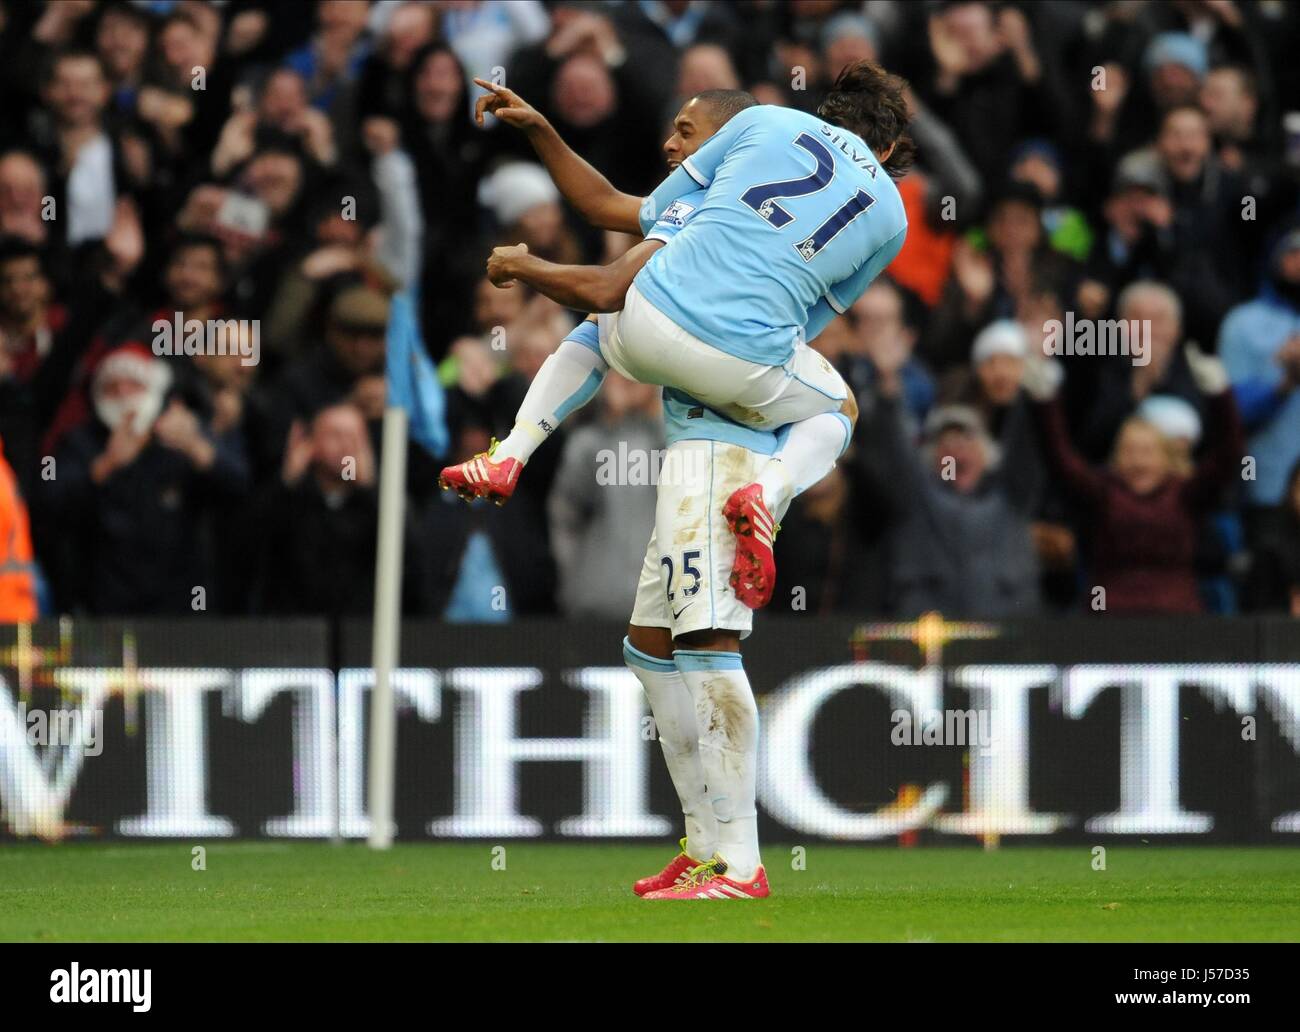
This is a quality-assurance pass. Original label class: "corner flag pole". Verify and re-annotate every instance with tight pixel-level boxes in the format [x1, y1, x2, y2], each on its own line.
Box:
[367, 404, 408, 849]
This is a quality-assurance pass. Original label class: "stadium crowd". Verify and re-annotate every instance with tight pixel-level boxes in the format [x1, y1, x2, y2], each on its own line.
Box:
[1, 0, 1299, 623]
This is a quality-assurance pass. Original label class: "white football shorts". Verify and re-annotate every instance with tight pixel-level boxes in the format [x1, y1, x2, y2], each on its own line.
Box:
[597, 283, 847, 430]
[628, 438, 769, 640]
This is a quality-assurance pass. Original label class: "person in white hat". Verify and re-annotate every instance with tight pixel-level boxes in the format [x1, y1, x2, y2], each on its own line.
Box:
[970, 319, 1029, 409]
[476, 161, 577, 264]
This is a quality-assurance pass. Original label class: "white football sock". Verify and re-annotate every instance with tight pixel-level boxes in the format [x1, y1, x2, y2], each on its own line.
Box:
[494, 330, 608, 465]
[674, 649, 761, 879]
[623, 638, 717, 861]
[755, 410, 853, 517]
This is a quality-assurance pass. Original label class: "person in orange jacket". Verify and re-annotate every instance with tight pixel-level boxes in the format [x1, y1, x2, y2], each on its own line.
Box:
[0, 434, 37, 622]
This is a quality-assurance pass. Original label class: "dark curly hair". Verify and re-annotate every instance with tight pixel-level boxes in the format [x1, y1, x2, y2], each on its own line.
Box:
[817, 60, 915, 179]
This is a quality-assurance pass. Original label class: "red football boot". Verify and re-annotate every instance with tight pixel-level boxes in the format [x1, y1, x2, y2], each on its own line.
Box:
[633, 838, 702, 897]
[643, 858, 770, 900]
[722, 483, 778, 609]
[438, 441, 522, 506]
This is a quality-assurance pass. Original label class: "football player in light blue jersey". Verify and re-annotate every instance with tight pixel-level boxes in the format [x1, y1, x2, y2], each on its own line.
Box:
[635, 101, 908, 370]
[606, 62, 912, 609]
[441, 86, 783, 897]
[469, 61, 914, 617]
[443, 66, 915, 896]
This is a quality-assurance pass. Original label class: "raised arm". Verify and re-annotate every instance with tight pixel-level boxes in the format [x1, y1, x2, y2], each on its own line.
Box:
[474, 78, 642, 235]
[995, 396, 1045, 513]
[486, 239, 665, 312]
[1181, 388, 1245, 510]
[1180, 347, 1246, 511]
[1033, 396, 1110, 506]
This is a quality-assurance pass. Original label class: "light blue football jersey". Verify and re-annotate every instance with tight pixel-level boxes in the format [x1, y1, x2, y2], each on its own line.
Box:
[643, 189, 780, 454]
[635, 104, 908, 366]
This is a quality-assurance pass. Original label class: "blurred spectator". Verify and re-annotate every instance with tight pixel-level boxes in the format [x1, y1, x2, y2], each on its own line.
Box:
[1219, 228, 1300, 522]
[477, 160, 581, 264]
[0, 197, 141, 509]
[143, 6, 231, 159]
[0, 151, 52, 247]
[941, 319, 1078, 608]
[42, 231, 219, 460]
[0, 237, 66, 500]
[676, 42, 741, 101]
[862, 343, 1044, 618]
[620, 0, 741, 68]
[928, 182, 1078, 371]
[1078, 280, 1204, 462]
[1079, 150, 1175, 320]
[419, 413, 556, 620]
[0, 433, 37, 622]
[1135, 392, 1242, 612]
[402, 41, 488, 352]
[773, 460, 894, 616]
[821, 12, 878, 82]
[274, 283, 389, 445]
[1143, 103, 1249, 342]
[470, 272, 527, 337]
[1031, 346, 1243, 614]
[357, 2, 439, 123]
[210, 69, 334, 178]
[174, 318, 276, 478]
[901, 1, 1067, 189]
[1008, 139, 1092, 262]
[841, 278, 934, 426]
[43, 344, 250, 614]
[884, 88, 980, 307]
[260, 168, 380, 361]
[549, 373, 661, 620]
[503, 7, 669, 196]
[439, 0, 549, 81]
[1147, 32, 1207, 112]
[283, 0, 372, 116]
[1087, 29, 1206, 165]
[1247, 459, 1300, 616]
[940, 318, 1027, 422]
[95, 3, 151, 118]
[243, 401, 416, 616]
[1201, 63, 1261, 173]
[39, 49, 116, 245]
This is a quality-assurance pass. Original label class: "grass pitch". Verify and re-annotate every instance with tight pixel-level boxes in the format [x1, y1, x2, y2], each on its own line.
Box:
[1, 843, 1296, 942]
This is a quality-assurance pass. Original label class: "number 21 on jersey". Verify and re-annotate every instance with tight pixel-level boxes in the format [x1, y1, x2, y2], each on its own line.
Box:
[740, 132, 875, 263]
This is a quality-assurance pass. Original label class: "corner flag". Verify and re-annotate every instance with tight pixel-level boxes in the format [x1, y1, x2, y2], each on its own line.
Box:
[369, 289, 445, 849]
[384, 290, 448, 459]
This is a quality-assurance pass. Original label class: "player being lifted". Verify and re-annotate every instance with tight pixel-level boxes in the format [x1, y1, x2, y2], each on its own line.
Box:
[441, 64, 912, 898]
[444, 60, 912, 612]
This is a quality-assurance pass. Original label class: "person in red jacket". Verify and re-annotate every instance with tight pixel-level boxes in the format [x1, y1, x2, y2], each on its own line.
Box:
[1026, 346, 1243, 614]
[0, 433, 37, 622]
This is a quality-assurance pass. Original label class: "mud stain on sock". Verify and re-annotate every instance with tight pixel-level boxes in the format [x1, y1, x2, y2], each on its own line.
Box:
[701, 677, 756, 746]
